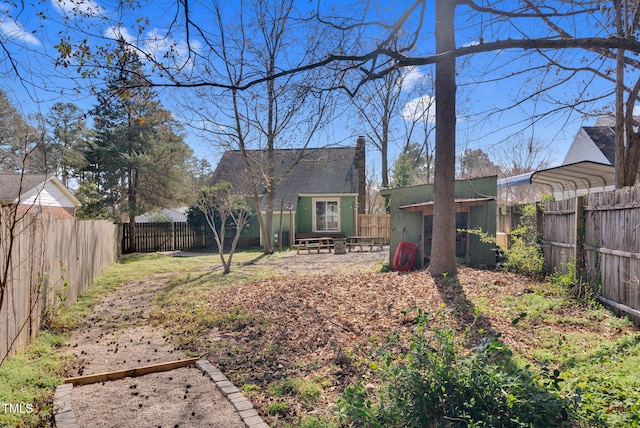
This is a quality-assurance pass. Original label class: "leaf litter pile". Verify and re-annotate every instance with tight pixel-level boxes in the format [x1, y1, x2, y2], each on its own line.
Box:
[189, 266, 637, 427]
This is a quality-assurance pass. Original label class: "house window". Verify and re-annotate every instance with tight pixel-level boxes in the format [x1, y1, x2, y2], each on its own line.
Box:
[314, 199, 340, 232]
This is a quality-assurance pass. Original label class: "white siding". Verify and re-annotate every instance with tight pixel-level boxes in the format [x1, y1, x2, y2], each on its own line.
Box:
[19, 181, 75, 208]
[562, 127, 610, 165]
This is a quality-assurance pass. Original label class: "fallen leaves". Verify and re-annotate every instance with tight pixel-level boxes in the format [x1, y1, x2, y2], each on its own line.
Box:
[178, 266, 636, 427]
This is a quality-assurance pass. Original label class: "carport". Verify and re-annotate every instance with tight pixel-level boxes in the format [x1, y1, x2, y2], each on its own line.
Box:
[530, 161, 615, 200]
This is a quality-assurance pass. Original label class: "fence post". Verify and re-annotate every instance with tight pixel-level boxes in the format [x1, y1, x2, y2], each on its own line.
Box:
[574, 196, 584, 282]
[535, 202, 543, 243]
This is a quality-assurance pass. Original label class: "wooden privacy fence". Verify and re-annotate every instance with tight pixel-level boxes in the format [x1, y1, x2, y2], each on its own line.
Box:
[542, 185, 640, 322]
[1, 209, 119, 362]
[357, 214, 390, 242]
[120, 222, 212, 253]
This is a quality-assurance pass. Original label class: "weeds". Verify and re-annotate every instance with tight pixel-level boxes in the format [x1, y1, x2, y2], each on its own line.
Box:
[376, 262, 393, 273]
[268, 401, 290, 415]
[338, 312, 578, 428]
[0, 332, 67, 427]
[268, 377, 324, 406]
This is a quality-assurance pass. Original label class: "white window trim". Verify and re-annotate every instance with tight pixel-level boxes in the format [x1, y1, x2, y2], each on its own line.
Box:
[312, 198, 340, 232]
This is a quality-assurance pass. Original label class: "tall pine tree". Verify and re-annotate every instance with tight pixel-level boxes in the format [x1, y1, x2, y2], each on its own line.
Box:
[40, 102, 92, 187]
[87, 38, 192, 250]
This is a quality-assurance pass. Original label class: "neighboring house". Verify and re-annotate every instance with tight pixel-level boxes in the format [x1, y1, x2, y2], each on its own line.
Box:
[0, 174, 81, 219]
[530, 125, 616, 200]
[498, 123, 618, 204]
[561, 126, 616, 165]
[136, 207, 188, 223]
[210, 138, 366, 247]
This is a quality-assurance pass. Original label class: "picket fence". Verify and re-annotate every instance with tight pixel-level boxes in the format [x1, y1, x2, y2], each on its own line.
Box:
[120, 222, 212, 253]
[541, 185, 640, 322]
[0, 209, 119, 362]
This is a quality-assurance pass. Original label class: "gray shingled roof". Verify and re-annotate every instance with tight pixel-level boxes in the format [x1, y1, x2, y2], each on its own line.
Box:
[211, 147, 359, 209]
[583, 126, 616, 165]
[0, 174, 50, 203]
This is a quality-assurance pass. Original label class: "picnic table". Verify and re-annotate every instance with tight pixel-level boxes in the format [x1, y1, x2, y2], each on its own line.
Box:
[295, 237, 334, 254]
[346, 236, 385, 252]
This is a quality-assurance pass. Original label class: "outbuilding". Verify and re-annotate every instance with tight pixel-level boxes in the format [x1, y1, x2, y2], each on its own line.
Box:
[381, 175, 497, 269]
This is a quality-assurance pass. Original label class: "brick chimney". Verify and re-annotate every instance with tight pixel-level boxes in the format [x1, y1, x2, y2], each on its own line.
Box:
[356, 136, 366, 214]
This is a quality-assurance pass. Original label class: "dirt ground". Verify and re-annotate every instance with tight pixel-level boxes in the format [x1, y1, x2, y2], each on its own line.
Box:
[244, 246, 389, 276]
[59, 248, 389, 427]
[60, 273, 244, 428]
[59, 247, 637, 427]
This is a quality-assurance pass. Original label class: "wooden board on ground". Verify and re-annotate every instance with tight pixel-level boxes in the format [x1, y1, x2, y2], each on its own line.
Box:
[64, 357, 200, 386]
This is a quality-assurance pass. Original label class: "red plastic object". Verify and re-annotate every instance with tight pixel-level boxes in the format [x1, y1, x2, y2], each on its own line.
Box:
[392, 240, 418, 272]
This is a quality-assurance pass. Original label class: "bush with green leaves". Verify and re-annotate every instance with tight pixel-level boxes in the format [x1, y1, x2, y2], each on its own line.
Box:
[466, 204, 544, 277]
[338, 311, 577, 427]
[501, 204, 544, 277]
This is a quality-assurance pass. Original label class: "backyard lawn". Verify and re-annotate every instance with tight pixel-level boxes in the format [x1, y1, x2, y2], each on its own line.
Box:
[1, 249, 639, 427]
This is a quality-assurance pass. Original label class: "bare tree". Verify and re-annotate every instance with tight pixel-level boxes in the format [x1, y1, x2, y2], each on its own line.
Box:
[349, 67, 406, 193]
[497, 137, 551, 177]
[195, 182, 252, 274]
[51, 0, 640, 276]
[364, 165, 383, 214]
[184, 0, 336, 254]
[0, 96, 49, 362]
[401, 74, 436, 184]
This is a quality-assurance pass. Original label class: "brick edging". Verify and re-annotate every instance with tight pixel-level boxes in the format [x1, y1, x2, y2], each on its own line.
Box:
[195, 359, 268, 428]
[53, 359, 266, 428]
[53, 383, 79, 428]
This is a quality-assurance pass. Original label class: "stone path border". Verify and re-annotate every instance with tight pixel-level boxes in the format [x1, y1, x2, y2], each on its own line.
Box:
[53, 358, 266, 428]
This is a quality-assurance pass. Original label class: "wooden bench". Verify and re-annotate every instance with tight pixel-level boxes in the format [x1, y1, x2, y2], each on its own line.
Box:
[293, 232, 345, 255]
[294, 237, 332, 254]
[346, 236, 385, 252]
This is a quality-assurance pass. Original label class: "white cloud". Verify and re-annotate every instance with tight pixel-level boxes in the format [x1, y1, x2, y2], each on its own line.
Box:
[463, 39, 481, 48]
[143, 29, 200, 65]
[0, 20, 41, 46]
[401, 66, 425, 89]
[402, 94, 436, 123]
[104, 26, 136, 43]
[106, 27, 201, 71]
[51, 0, 104, 17]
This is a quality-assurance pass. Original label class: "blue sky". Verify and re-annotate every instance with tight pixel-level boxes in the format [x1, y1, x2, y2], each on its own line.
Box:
[0, 1, 625, 175]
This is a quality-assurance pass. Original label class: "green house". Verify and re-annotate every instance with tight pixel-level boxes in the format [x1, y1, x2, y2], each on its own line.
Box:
[210, 140, 366, 248]
[380, 176, 497, 268]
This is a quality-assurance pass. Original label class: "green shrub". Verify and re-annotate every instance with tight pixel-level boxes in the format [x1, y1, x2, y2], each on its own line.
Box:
[501, 205, 544, 277]
[377, 262, 393, 273]
[466, 204, 544, 277]
[338, 313, 577, 427]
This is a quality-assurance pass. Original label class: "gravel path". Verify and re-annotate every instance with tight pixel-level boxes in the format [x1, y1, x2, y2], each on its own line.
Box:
[59, 274, 245, 428]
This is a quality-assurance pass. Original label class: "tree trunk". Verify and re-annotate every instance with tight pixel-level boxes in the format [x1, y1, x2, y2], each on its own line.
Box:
[381, 117, 390, 212]
[429, 0, 457, 277]
[623, 131, 640, 186]
[615, 0, 626, 189]
[263, 52, 276, 255]
[263, 181, 275, 255]
[127, 168, 138, 253]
